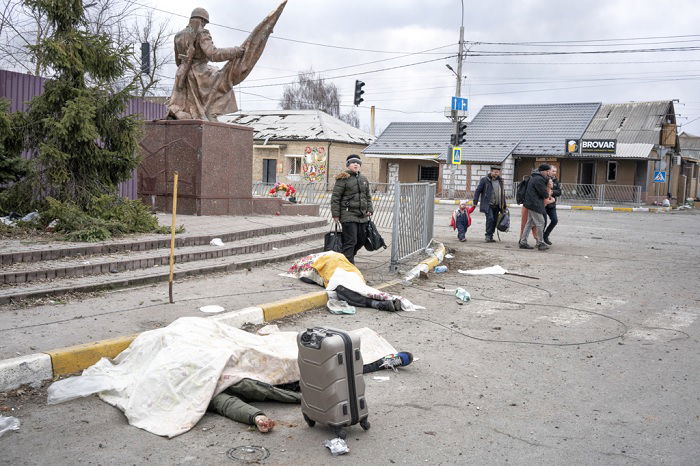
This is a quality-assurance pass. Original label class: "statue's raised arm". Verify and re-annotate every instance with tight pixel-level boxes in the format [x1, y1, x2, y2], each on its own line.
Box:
[167, 1, 287, 121]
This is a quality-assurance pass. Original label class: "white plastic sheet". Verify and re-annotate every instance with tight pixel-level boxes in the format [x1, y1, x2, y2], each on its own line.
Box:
[458, 265, 508, 275]
[47, 317, 396, 438]
[0, 415, 20, 438]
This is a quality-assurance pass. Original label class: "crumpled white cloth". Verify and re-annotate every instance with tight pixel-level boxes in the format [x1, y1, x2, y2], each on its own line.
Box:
[47, 317, 396, 438]
[458, 265, 508, 275]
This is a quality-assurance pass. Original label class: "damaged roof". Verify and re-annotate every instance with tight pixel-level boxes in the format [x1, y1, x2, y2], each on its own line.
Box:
[363, 122, 453, 157]
[679, 131, 700, 160]
[582, 101, 675, 145]
[218, 109, 374, 145]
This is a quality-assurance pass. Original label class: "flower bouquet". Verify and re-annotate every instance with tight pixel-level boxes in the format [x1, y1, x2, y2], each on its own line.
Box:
[268, 182, 297, 201]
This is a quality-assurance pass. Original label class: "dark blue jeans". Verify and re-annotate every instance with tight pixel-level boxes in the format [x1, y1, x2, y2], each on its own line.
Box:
[544, 205, 558, 238]
[484, 205, 501, 237]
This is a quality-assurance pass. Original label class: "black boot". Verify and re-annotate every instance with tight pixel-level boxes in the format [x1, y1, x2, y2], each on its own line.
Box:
[543, 235, 552, 245]
[372, 300, 397, 312]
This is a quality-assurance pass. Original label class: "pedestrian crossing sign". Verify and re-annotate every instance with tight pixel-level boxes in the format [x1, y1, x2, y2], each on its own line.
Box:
[653, 171, 666, 183]
[451, 147, 462, 164]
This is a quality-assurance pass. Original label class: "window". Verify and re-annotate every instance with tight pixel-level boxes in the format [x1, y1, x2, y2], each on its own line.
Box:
[289, 156, 302, 175]
[419, 165, 439, 182]
[607, 161, 618, 182]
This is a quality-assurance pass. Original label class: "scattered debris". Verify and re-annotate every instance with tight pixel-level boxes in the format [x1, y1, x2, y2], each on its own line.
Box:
[455, 288, 471, 302]
[324, 438, 349, 456]
[199, 305, 225, 314]
[445, 253, 454, 259]
[327, 299, 356, 315]
[372, 376, 390, 381]
[45, 219, 59, 232]
[0, 415, 21, 438]
[226, 446, 270, 462]
[434, 265, 448, 273]
[458, 265, 507, 275]
[209, 238, 225, 247]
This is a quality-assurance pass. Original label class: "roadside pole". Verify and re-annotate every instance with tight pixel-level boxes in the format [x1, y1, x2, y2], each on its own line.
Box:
[168, 171, 179, 304]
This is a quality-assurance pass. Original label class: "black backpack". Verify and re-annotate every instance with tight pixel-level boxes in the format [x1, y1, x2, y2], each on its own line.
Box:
[364, 220, 387, 251]
[516, 175, 530, 205]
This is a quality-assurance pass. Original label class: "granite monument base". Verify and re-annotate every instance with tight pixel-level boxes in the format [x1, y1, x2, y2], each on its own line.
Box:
[138, 120, 319, 216]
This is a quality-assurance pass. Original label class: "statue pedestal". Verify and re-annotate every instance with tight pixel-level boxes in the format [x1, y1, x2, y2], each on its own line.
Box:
[137, 120, 319, 216]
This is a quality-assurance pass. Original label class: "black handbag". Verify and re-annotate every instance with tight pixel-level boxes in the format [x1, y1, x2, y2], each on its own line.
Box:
[496, 208, 510, 232]
[364, 219, 387, 251]
[323, 223, 343, 252]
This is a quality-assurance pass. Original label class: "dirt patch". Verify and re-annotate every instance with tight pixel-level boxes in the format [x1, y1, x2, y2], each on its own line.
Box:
[443, 247, 500, 272]
[0, 381, 50, 416]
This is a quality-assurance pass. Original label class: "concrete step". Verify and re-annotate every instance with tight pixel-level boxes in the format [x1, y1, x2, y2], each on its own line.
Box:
[0, 217, 328, 266]
[0, 240, 324, 304]
[0, 226, 327, 286]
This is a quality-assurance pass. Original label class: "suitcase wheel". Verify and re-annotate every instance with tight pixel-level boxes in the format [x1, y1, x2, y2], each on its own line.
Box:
[333, 427, 347, 439]
[360, 418, 370, 431]
[303, 413, 315, 427]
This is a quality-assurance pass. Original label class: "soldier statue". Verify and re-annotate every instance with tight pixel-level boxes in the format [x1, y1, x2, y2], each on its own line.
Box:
[167, 1, 287, 120]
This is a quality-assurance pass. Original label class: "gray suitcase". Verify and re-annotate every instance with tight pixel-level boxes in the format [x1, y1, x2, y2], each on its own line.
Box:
[297, 327, 370, 438]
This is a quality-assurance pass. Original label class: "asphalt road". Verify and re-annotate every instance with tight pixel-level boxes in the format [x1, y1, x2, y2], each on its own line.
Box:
[2, 207, 699, 465]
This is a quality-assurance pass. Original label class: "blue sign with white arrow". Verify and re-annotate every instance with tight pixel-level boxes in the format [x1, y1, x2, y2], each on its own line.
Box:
[451, 96, 468, 111]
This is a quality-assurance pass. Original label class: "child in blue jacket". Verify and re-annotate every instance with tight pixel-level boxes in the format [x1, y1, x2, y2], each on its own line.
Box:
[450, 200, 476, 242]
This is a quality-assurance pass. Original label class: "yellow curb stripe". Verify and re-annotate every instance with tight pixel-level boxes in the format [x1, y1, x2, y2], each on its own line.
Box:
[261, 291, 329, 321]
[571, 205, 593, 210]
[47, 335, 137, 376]
[613, 207, 633, 212]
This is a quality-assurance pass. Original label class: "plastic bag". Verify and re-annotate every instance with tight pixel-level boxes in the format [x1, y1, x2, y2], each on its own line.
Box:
[0, 416, 20, 438]
[47, 375, 124, 405]
[326, 299, 356, 315]
[324, 437, 349, 456]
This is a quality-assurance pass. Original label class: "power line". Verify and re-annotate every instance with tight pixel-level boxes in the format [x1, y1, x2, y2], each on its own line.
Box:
[468, 33, 700, 46]
[466, 46, 700, 57]
[131, 1, 457, 55]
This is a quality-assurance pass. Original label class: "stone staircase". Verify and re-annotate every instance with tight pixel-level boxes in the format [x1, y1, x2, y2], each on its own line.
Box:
[0, 218, 328, 304]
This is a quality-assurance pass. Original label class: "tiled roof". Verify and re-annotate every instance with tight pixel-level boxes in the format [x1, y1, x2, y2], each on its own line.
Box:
[467, 102, 601, 156]
[363, 122, 453, 155]
[582, 101, 674, 145]
[218, 110, 374, 145]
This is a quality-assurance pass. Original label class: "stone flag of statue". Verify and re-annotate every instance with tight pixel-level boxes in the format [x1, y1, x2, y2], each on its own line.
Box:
[167, 1, 287, 120]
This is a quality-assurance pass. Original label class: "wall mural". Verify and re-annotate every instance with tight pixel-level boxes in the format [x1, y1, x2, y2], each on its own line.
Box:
[302, 146, 327, 182]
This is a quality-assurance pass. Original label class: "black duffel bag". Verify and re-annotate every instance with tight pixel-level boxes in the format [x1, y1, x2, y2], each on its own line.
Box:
[324, 223, 343, 252]
[364, 219, 387, 251]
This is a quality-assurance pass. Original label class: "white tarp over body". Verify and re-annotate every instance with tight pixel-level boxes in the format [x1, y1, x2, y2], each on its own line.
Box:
[48, 317, 396, 438]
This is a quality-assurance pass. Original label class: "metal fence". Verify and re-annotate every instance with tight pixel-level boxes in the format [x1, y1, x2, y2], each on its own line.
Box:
[252, 181, 436, 268]
[437, 180, 642, 206]
[512, 182, 642, 206]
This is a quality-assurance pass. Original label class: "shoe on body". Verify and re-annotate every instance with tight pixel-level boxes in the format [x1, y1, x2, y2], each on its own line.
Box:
[519, 242, 534, 249]
[379, 351, 414, 371]
[543, 237, 552, 245]
[537, 243, 550, 251]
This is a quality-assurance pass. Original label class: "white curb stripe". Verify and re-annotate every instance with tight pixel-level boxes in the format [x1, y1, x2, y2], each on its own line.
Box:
[0, 353, 53, 391]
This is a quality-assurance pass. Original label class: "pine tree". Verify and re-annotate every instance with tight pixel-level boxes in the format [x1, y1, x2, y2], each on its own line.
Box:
[0, 99, 29, 187]
[19, 0, 141, 207]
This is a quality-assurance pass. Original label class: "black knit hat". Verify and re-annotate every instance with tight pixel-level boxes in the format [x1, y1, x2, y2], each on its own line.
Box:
[538, 163, 552, 172]
[346, 154, 362, 166]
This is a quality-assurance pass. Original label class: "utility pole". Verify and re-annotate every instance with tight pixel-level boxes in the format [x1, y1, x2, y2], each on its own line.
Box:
[448, 0, 466, 199]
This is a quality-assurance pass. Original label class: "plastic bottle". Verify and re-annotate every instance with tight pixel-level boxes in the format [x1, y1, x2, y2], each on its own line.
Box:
[434, 265, 448, 273]
[455, 287, 471, 302]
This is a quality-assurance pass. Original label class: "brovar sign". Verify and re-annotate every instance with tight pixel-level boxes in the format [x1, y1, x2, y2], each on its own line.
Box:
[580, 139, 616, 154]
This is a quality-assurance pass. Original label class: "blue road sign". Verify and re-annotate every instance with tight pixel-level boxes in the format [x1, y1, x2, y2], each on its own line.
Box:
[451, 96, 468, 111]
[653, 171, 666, 183]
[451, 147, 462, 164]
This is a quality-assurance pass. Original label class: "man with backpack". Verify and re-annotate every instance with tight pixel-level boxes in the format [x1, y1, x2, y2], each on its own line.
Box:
[473, 166, 506, 243]
[519, 163, 552, 251]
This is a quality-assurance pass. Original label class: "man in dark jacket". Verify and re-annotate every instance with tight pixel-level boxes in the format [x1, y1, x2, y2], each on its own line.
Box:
[331, 154, 374, 263]
[519, 163, 552, 251]
[543, 165, 561, 245]
[473, 166, 506, 242]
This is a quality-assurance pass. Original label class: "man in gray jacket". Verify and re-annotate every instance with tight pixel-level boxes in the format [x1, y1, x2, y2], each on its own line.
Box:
[473, 166, 506, 242]
[331, 154, 374, 263]
[519, 164, 552, 251]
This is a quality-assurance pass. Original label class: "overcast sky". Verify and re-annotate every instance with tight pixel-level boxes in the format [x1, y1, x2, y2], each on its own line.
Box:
[145, 0, 700, 135]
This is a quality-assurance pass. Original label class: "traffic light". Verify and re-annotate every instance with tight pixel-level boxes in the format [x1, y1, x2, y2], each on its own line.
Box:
[457, 122, 467, 145]
[353, 80, 365, 106]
